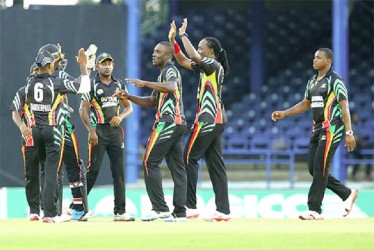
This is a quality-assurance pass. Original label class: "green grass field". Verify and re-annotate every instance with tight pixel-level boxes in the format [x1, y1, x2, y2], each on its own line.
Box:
[1, 218, 373, 250]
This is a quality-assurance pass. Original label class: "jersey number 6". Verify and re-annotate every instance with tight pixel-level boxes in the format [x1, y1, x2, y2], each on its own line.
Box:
[34, 83, 44, 102]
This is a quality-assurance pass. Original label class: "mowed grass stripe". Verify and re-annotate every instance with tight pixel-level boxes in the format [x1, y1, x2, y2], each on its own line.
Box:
[0, 218, 373, 250]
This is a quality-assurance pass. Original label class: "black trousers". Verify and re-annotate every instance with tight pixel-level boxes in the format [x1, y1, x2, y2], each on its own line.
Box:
[40, 125, 84, 215]
[307, 125, 351, 213]
[32, 125, 64, 217]
[143, 122, 187, 217]
[184, 122, 230, 215]
[86, 124, 126, 215]
[22, 146, 40, 215]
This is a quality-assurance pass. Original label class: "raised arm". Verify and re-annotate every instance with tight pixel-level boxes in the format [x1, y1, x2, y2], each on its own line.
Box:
[76, 48, 90, 93]
[178, 18, 202, 65]
[169, 20, 193, 70]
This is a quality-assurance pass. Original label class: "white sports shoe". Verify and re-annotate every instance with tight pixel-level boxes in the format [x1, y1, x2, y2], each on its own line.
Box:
[299, 210, 324, 220]
[113, 212, 135, 222]
[164, 215, 187, 222]
[186, 207, 199, 219]
[141, 210, 171, 221]
[59, 213, 71, 222]
[42, 215, 70, 223]
[204, 211, 231, 222]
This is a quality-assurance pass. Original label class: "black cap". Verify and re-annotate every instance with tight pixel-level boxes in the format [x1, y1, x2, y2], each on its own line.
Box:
[35, 50, 54, 68]
[96, 52, 114, 64]
[38, 44, 59, 60]
[29, 62, 38, 73]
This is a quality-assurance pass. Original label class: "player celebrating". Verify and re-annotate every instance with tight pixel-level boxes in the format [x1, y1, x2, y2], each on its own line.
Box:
[26, 47, 90, 223]
[169, 19, 231, 221]
[115, 41, 187, 222]
[37, 43, 96, 221]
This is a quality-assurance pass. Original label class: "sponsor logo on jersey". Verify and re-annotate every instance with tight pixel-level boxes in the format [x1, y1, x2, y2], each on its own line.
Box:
[101, 96, 118, 108]
[30, 103, 51, 112]
[311, 96, 324, 108]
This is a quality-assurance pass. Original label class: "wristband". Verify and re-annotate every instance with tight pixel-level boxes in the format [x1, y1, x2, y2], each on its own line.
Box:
[173, 42, 181, 54]
[179, 32, 188, 38]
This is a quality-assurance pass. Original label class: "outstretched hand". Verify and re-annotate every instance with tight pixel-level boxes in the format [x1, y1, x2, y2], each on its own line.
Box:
[125, 78, 146, 88]
[271, 111, 285, 121]
[169, 20, 177, 43]
[113, 89, 129, 100]
[76, 48, 88, 65]
[56, 43, 65, 60]
[179, 18, 188, 34]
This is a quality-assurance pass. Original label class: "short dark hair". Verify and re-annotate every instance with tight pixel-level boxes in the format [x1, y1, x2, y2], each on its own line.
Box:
[318, 48, 334, 61]
[158, 41, 174, 57]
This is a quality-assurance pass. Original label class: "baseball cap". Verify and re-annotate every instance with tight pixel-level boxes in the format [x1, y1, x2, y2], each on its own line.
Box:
[96, 52, 114, 64]
[38, 44, 59, 60]
[35, 50, 54, 68]
[29, 62, 38, 73]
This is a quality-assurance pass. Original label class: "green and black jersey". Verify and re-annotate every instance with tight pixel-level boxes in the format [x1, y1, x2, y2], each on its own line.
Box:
[151, 61, 186, 125]
[305, 67, 348, 129]
[25, 73, 82, 128]
[81, 75, 128, 126]
[191, 57, 227, 124]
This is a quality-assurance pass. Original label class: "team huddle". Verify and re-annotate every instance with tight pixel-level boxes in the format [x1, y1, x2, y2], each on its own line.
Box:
[10, 18, 358, 223]
[10, 18, 231, 223]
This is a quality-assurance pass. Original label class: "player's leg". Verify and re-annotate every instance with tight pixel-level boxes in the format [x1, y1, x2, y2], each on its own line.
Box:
[106, 125, 127, 216]
[33, 128, 46, 214]
[165, 124, 187, 219]
[56, 167, 64, 216]
[204, 124, 230, 215]
[63, 128, 84, 213]
[299, 131, 324, 220]
[184, 122, 215, 210]
[41, 126, 64, 219]
[142, 122, 176, 219]
[23, 146, 41, 219]
[86, 130, 106, 195]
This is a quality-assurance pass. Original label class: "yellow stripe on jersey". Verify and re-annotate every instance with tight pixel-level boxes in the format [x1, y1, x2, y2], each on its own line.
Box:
[91, 98, 105, 124]
[199, 71, 218, 102]
[323, 91, 336, 122]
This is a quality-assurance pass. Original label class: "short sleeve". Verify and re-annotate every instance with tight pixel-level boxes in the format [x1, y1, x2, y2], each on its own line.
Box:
[165, 67, 178, 82]
[332, 77, 348, 102]
[10, 87, 26, 112]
